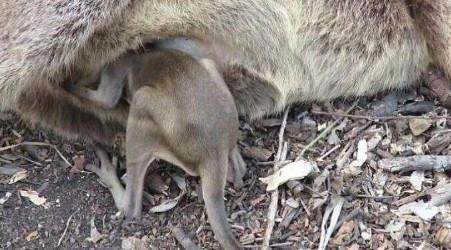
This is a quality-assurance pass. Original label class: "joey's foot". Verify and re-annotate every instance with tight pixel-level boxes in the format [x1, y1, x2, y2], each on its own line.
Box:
[228, 147, 247, 188]
[86, 146, 126, 210]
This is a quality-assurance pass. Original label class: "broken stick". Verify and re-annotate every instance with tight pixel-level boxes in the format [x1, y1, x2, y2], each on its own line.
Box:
[262, 108, 290, 250]
[378, 155, 451, 173]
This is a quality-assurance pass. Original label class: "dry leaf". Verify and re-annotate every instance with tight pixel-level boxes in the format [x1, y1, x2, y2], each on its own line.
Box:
[70, 155, 85, 173]
[347, 243, 360, 250]
[385, 220, 405, 241]
[332, 220, 356, 245]
[352, 139, 368, 167]
[318, 196, 345, 250]
[19, 190, 47, 206]
[86, 217, 106, 243]
[259, 160, 317, 191]
[0, 192, 12, 205]
[149, 198, 180, 213]
[367, 133, 382, 151]
[434, 227, 451, 246]
[171, 174, 187, 192]
[344, 140, 368, 176]
[409, 171, 425, 191]
[285, 198, 300, 208]
[327, 130, 340, 145]
[240, 233, 256, 245]
[122, 236, 150, 250]
[26, 231, 38, 241]
[9, 170, 28, 184]
[398, 201, 440, 221]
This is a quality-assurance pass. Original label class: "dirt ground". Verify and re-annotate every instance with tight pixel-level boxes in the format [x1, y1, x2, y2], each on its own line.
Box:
[1, 84, 450, 249]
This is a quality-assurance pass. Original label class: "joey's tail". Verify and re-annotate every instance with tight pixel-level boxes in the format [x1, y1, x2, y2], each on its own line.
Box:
[199, 159, 242, 250]
[16, 79, 128, 144]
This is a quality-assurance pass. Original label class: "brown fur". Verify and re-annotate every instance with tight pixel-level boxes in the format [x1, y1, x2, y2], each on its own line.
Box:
[1, 1, 450, 143]
[16, 77, 128, 144]
[408, 0, 451, 79]
[83, 49, 244, 249]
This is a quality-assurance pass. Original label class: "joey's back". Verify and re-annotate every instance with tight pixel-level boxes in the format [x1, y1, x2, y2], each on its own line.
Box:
[128, 49, 239, 163]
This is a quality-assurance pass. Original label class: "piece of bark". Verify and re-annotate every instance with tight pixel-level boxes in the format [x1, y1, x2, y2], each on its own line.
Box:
[280, 207, 301, 228]
[242, 146, 273, 162]
[399, 101, 434, 116]
[378, 155, 451, 173]
[426, 133, 451, 154]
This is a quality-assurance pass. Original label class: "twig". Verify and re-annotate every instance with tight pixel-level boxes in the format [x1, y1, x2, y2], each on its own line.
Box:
[317, 145, 340, 161]
[243, 242, 294, 248]
[295, 101, 358, 161]
[262, 108, 290, 250]
[0, 141, 72, 167]
[299, 198, 311, 216]
[393, 182, 451, 207]
[311, 110, 451, 121]
[57, 209, 78, 247]
[275, 109, 290, 163]
[296, 122, 335, 161]
[18, 155, 43, 167]
[171, 227, 199, 250]
[392, 193, 425, 207]
[256, 160, 291, 166]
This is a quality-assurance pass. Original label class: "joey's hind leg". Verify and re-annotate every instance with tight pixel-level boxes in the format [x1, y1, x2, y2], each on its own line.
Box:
[123, 151, 156, 219]
[122, 90, 159, 219]
[228, 147, 247, 188]
[85, 146, 125, 210]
